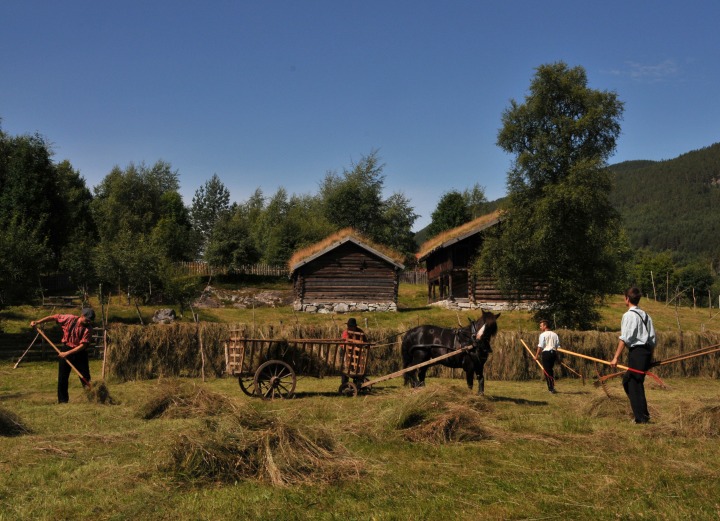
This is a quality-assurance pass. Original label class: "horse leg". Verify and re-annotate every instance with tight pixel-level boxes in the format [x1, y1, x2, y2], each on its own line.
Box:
[416, 367, 428, 387]
[476, 359, 487, 395]
[465, 369, 474, 390]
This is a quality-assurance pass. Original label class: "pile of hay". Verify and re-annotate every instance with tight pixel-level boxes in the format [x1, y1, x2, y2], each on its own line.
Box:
[385, 387, 494, 444]
[138, 379, 237, 420]
[680, 403, 720, 438]
[0, 407, 31, 437]
[166, 411, 362, 486]
[86, 381, 117, 405]
[585, 395, 630, 419]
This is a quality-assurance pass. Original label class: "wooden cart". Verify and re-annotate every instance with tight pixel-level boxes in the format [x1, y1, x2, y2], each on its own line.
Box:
[225, 328, 374, 400]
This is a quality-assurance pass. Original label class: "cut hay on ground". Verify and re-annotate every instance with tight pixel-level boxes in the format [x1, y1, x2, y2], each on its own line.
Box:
[0, 407, 31, 437]
[585, 395, 630, 419]
[384, 386, 494, 444]
[86, 381, 117, 405]
[681, 403, 720, 438]
[167, 411, 362, 486]
[138, 379, 238, 420]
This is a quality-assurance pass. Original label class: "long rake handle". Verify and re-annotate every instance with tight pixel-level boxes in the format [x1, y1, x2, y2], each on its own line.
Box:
[651, 344, 720, 367]
[560, 361, 585, 384]
[35, 327, 93, 390]
[556, 347, 666, 388]
[520, 339, 553, 381]
[14, 330, 41, 369]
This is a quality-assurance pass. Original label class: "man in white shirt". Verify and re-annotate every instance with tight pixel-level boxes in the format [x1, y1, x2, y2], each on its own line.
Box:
[534, 319, 559, 394]
[611, 287, 656, 424]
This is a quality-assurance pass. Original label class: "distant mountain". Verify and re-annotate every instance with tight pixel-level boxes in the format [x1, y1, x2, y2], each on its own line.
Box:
[609, 142, 720, 261]
[414, 143, 720, 263]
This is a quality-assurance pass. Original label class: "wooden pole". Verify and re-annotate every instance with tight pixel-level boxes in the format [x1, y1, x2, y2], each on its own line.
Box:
[361, 345, 472, 388]
[650, 270, 657, 301]
[199, 324, 206, 383]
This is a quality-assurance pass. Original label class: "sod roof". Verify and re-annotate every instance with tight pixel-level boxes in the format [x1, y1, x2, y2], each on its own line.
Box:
[288, 228, 406, 274]
[416, 210, 502, 262]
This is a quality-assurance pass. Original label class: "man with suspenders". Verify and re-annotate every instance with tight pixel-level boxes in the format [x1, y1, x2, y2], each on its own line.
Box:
[610, 287, 656, 424]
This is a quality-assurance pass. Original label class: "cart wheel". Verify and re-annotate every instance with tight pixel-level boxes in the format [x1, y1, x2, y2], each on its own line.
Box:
[238, 375, 257, 397]
[254, 360, 296, 400]
[339, 382, 358, 397]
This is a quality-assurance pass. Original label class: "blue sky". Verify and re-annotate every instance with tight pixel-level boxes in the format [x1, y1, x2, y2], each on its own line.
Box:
[2, 1, 718, 230]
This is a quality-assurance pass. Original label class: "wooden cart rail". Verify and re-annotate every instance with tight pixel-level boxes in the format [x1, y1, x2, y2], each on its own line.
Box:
[225, 337, 374, 378]
[225, 334, 374, 399]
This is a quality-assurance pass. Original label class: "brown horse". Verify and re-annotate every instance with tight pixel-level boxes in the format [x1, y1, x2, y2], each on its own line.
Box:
[401, 310, 499, 394]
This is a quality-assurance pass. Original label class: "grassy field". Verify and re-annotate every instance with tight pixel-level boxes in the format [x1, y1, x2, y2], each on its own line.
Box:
[2, 361, 720, 520]
[2, 282, 720, 520]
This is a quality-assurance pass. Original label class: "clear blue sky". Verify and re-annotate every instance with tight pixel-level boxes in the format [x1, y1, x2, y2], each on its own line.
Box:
[2, 1, 718, 231]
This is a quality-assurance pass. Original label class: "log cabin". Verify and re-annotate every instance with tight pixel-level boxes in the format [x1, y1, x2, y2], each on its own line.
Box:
[289, 229, 405, 313]
[417, 210, 545, 311]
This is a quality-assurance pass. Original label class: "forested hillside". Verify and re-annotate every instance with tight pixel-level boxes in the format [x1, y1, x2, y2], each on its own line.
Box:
[609, 142, 720, 261]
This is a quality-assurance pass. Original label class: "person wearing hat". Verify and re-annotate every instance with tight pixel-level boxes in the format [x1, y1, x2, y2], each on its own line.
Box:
[340, 318, 367, 387]
[30, 308, 95, 403]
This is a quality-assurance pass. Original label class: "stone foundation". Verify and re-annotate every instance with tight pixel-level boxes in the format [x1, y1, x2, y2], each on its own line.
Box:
[430, 298, 541, 312]
[293, 301, 398, 313]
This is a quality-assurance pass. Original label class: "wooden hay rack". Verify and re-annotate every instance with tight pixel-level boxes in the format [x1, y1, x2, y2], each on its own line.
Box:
[224, 328, 374, 400]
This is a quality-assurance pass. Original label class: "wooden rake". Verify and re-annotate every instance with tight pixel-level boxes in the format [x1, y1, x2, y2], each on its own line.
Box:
[556, 347, 667, 389]
[35, 327, 93, 390]
[593, 343, 720, 388]
[519, 339, 554, 383]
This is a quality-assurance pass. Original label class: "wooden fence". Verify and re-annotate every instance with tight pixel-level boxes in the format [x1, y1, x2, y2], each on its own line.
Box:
[178, 262, 289, 277]
[178, 262, 428, 285]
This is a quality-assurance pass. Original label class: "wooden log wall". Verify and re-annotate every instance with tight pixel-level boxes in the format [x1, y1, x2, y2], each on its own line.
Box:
[294, 242, 399, 303]
[470, 277, 547, 305]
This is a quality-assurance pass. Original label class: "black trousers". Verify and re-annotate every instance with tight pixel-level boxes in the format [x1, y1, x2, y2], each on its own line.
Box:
[541, 350, 557, 391]
[622, 345, 652, 423]
[58, 348, 91, 403]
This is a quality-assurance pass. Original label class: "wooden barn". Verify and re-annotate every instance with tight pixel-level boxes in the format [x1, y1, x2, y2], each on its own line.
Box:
[417, 210, 545, 311]
[289, 229, 405, 313]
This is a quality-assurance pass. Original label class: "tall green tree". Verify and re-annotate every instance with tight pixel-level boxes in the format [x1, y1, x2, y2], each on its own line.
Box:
[0, 128, 95, 302]
[92, 161, 195, 298]
[204, 205, 260, 270]
[478, 62, 628, 329]
[190, 174, 231, 254]
[319, 152, 385, 237]
[319, 151, 418, 257]
[463, 183, 489, 219]
[375, 191, 419, 261]
[426, 190, 471, 238]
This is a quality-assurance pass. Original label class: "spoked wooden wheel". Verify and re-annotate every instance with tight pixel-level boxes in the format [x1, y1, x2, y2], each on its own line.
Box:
[338, 382, 358, 397]
[238, 374, 257, 397]
[254, 360, 296, 400]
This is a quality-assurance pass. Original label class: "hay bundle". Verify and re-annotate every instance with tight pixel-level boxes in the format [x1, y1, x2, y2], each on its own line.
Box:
[167, 412, 362, 486]
[585, 395, 630, 419]
[683, 404, 720, 437]
[86, 381, 117, 405]
[402, 403, 492, 443]
[385, 387, 494, 443]
[0, 407, 31, 437]
[138, 380, 237, 419]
